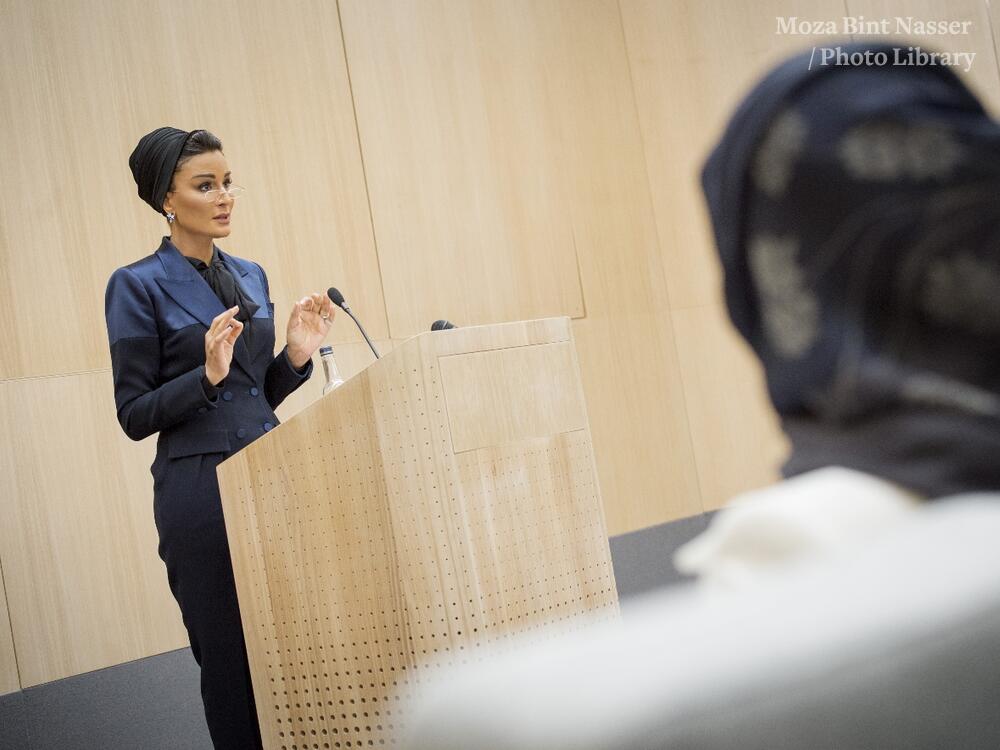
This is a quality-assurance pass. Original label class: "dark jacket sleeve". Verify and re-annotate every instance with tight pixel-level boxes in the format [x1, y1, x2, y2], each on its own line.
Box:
[265, 346, 313, 410]
[105, 267, 219, 441]
[256, 262, 313, 410]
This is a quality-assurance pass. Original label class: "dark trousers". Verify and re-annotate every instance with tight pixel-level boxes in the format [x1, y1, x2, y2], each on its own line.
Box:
[154, 451, 264, 750]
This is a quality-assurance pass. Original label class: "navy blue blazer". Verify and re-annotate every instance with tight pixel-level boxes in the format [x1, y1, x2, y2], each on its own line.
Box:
[105, 237, 313, 460]
[106, 238, 314, 749]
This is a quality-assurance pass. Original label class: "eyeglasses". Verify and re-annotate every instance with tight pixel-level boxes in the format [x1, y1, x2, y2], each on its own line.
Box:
[199, 185, 246, 201]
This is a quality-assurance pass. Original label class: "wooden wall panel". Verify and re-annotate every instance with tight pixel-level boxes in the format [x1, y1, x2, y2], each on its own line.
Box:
[620, 0, 850, 312]
[0, 558, 19, 695]
[343, 0, 702, 533]
[992, 0, 1000, 85]
[340, 0, 585, 338]
[620, 1, 850, 510]
[0, 372, 187, 687]
[0, 0, 383, 382]
[672, 304, 789, 511]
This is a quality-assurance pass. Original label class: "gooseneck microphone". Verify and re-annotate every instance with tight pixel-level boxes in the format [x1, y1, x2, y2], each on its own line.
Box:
[327, 287, 380, 359]
[431, 319, 457, 331]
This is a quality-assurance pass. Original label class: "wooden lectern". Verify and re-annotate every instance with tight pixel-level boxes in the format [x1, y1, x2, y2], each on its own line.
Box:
[217, 317, 619, 749]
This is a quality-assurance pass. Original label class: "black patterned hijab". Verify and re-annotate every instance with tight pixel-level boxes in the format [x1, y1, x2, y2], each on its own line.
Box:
[702, 43, 1000, 498]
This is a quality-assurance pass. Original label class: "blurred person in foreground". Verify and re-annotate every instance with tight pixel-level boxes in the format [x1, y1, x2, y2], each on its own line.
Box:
[399, 43, 1000, 750]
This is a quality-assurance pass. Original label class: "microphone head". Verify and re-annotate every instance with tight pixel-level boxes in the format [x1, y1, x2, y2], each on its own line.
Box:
[431, 319, 456, 331]
[327, 287, 347, 309]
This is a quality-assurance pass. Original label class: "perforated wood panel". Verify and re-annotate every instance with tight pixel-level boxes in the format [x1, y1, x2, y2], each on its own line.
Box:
[217, 319, 618, 749]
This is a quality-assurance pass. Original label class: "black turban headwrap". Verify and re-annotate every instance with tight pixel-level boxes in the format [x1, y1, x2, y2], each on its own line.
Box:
[129, 126, 193, 215]
[702, 42, 1000, 498]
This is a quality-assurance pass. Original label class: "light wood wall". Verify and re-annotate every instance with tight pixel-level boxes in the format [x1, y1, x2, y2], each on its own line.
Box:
[0, 374, 183, 687]
[0, 559, 18, 695]
[1, 0, 997, 692]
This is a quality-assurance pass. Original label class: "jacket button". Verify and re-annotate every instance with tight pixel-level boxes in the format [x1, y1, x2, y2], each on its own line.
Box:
[197, 407, 207, 414]
[263, 422, 274, 432]
[222, 391, 233, 401]
[236, 428, 247, 439]
[250, 387, 259, 397]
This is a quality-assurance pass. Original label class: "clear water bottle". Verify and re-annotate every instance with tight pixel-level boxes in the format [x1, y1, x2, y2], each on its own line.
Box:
[320, 345, 345, 394]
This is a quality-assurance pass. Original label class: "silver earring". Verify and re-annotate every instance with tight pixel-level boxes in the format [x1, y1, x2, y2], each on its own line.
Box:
[166, 212, 175, 224]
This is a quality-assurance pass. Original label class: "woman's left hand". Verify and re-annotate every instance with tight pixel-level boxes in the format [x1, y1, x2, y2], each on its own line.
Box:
[286, 292, 336, 369]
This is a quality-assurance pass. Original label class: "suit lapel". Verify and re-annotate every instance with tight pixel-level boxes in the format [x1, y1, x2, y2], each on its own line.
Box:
[218, 249, 270, 365]
[154, 238, 254, 379]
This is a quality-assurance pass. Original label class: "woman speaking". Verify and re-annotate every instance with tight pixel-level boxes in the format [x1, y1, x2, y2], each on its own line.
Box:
[105, 127, 336, 749]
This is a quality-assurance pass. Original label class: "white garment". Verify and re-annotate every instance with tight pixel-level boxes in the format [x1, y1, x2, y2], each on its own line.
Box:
[400, 472, 1000, 750]
[675, 467, 921, 590]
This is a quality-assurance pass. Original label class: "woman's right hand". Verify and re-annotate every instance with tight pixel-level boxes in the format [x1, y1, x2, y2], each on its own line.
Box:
[205, 306, 243, 385]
